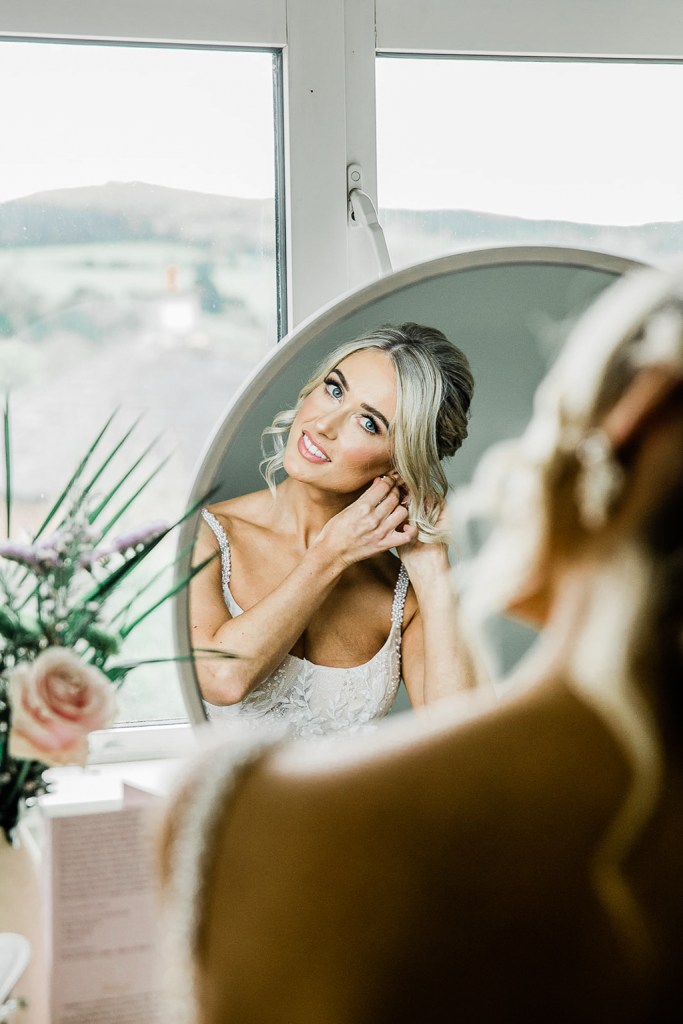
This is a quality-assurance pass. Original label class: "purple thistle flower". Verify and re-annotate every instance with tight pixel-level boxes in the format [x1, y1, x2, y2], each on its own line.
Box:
[0, 541, 42, 570]
[36, 531, 63, 551]
[78, 548, 109, 568]
[107, 521, 170, 553]
[33, 536, 63, 567]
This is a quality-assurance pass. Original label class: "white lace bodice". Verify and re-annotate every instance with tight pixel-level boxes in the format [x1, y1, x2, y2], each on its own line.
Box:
[200, 508, 408, 737]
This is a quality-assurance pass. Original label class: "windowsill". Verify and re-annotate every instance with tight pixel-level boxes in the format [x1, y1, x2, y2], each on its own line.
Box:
[40, 759, 185, 814]
[39, 726, 200, 819]
[87, 720, 197, 765]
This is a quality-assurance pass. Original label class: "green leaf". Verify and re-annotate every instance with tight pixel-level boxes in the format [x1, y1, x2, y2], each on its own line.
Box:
[80, 529, 170, 606]
[33, 408, 118, 541]
[174, 488, 221, 527]
[119, 550, 218, 638]
[94, 454, 172, 541]
[0, 605, 40, 645]
[108, 490, 218, 631]
[87, 434, 162, 526]
[74, 490, 216, 613]
[79, 414, 145, 509]
[191, 647, 240, 659]
[103, 648, 237, 683]
[109, 541, 195, 627]
[80, 624, 121, 657]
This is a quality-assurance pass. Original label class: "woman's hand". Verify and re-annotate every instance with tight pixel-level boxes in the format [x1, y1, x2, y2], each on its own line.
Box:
[314, 475, 417, 568]
[398, 500, 483, 706]
[397, 500, 451, 590]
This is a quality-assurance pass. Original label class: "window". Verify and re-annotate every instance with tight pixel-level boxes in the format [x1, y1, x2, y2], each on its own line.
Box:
[0, 39, 282, 722]
[376, 56, 683, 270]
[2, 0, 682, 748]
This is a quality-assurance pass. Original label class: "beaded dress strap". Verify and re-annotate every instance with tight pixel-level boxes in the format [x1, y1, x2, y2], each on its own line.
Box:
[201, 508, 232, 601]
[391, 563, 410, 629]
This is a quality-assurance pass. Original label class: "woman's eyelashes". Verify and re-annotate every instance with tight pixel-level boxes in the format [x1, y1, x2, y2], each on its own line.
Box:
[360, 415, 378, 434]
[324, 377, 343, 401]
[323, 376, 381, 436]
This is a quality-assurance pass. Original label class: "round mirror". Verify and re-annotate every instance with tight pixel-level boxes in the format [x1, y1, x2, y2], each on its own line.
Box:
[174, 245, 643, 726]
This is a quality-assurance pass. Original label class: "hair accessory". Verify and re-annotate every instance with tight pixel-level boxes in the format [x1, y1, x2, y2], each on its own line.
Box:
[575, 429, 625, 531]
[632, 305, 683, 370]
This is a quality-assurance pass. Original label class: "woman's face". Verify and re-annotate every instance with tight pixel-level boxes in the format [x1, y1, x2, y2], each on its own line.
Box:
[283, 348, 397, 495]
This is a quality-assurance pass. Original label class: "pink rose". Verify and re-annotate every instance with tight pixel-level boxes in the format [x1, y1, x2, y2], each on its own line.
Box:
[8, 648, 117, 767]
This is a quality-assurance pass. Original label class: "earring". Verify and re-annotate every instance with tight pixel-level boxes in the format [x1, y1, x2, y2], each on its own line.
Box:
[575, 430, 625, 531]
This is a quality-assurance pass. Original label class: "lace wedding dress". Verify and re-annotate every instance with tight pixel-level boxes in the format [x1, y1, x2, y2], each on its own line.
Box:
[201, 508, 409, 737]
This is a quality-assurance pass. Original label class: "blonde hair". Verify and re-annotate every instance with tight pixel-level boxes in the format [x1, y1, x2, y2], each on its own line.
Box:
[260, 323, 474, 542]
[455, 267, 683, 966]
[456, 270, 683, 619]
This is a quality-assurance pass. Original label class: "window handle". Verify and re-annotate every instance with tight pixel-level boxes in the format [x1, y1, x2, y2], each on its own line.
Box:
[347, 164, 393, 277]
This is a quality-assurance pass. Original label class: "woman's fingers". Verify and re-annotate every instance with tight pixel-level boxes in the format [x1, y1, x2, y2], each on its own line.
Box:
[375, 484, 402, 518]
[328, 474, 414, 561]
[392, 522, 418, 547]
[380, 471, 411, 508]
[372, 474, 398, 501]
[368, 473, 408, 504]
[371, 477, 414, 538]
[384, 502, 409, 531]
[353, 476, 391, 516]
[385, 505, 413, 548]
[357, 476, 399, 519]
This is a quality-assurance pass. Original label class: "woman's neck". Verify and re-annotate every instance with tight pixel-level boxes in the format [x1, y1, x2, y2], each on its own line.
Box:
[267, 477, 361, 548]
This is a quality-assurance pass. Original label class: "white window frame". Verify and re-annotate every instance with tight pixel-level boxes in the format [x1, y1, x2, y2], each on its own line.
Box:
[376, 0, 683, 57]
[2, 0, 683, 760]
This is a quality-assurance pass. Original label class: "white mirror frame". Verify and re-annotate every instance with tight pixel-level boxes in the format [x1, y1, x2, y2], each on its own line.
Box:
[173, 245, 644, 726]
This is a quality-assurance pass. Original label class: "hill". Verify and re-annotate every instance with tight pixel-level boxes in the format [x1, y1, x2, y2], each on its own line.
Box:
[1, 181, 680, 262]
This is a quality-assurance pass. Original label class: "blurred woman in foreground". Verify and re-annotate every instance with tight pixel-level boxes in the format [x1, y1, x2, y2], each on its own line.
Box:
[162, 266, 683, 1022]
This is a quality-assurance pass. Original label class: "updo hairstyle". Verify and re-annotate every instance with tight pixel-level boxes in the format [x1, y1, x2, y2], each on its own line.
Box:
[547, 281, 683, 740]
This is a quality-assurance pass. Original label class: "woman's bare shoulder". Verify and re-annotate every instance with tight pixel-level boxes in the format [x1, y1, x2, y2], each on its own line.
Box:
[204, 490, 276, 532]
[255, 679, 628, 833]
[195, 493, 276, 563]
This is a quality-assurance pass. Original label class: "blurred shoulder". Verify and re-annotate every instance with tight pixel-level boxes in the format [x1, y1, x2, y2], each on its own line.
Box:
[250, 678, 631, 853]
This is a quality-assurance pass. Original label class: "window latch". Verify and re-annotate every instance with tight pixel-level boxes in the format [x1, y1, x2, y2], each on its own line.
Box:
[347, 164, 393, 277]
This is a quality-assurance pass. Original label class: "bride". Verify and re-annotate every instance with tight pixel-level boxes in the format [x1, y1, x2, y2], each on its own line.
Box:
[190, 322, 480, 735]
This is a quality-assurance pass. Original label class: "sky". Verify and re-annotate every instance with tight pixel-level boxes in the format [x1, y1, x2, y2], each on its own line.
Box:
[1, 42, 277, 203]
[2, 40, 682, 225]
[376, 56, 683, 224]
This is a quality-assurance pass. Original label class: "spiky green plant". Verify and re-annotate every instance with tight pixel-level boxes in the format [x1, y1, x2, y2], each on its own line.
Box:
[0, 399, 221, 842]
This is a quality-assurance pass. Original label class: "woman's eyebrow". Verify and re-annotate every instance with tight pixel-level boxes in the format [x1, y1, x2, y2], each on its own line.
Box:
[331, 366, 390, 430]
[361, 403, 390, 431]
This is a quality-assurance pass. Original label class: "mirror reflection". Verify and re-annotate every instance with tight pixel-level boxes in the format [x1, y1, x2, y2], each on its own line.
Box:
[191, 323, 477, 735]
[175, 248, 642, 727]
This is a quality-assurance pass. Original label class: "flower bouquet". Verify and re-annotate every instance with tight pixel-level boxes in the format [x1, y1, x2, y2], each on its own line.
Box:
[0, 402, 212, 843]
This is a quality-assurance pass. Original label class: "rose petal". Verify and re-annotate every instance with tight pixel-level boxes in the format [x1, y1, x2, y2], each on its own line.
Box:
[8, 648, 116, 768]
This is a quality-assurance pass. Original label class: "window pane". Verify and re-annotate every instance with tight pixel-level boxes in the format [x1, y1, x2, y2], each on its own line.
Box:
[0, 40, 281, 723]
[376, 57, 683, 270]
